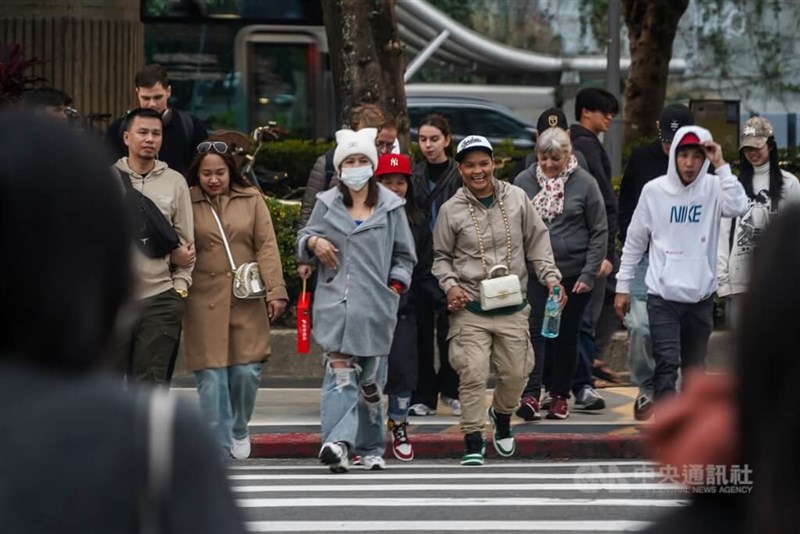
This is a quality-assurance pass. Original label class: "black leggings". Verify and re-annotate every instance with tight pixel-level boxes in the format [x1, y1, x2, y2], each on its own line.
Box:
[523, 275, 592, 399]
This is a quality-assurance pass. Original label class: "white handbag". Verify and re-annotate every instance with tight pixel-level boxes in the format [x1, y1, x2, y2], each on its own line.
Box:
[207, 197, 267, 300]
[480, 265, 523, 311]
[468, 195, 523, 311]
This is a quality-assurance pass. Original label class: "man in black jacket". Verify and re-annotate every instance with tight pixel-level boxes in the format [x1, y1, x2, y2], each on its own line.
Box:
[617, 104, 694, 420]
[105, 65, 207, 176]
[568, 88, 620, 411]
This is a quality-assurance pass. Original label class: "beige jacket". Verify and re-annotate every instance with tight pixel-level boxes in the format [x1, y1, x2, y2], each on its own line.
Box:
[432, 178, 561, 299]
[114, 158, 194, 300]
[183, 185, 288, 371]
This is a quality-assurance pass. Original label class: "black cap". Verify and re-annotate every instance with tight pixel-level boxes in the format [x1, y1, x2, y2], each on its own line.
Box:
[659, 104, 694, 143]
[536, 108, 569, 135]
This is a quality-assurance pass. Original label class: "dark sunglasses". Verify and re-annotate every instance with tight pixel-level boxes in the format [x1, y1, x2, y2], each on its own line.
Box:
[197, 141, 229, 154]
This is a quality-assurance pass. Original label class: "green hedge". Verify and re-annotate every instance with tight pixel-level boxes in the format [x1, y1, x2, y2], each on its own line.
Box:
[265, 197, 301, 326]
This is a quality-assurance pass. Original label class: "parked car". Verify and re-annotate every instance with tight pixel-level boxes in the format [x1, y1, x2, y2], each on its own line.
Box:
[407, 95, 535, 150]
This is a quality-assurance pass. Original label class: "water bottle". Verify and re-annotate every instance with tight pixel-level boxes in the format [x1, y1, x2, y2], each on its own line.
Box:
[541, 286, 561, 339]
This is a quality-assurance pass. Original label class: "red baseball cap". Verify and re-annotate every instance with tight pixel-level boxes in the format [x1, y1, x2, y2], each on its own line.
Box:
[677, 132, 702, 147]
[375, 153, 412, 177]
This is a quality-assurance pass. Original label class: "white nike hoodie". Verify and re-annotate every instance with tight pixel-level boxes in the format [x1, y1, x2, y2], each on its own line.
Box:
[617, 126, 748, 303]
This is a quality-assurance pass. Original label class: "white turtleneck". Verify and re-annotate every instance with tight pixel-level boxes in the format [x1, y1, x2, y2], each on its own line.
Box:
[751, 161, 771, 198]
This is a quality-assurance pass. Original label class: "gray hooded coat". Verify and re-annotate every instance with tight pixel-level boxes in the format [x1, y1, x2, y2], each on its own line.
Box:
[297, 184, 417, 356]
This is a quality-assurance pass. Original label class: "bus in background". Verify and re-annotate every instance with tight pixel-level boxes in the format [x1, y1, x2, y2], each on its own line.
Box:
[141, 0, 335, 138]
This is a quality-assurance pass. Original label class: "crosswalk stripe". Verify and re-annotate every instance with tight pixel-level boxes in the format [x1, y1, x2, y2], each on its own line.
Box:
[229, 472, 660, 481]
[244, 520, 653, 531]
[229, 460, 654, 470]
[236, 497, 686, 508]
[231, 483, 684, 492]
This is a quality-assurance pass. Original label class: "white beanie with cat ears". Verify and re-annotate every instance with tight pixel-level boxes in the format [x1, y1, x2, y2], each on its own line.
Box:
[333, 128, 378, 172]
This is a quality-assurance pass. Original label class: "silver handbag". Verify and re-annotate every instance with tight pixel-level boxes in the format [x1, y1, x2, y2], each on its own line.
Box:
[233, 262, 267, 299]
[480, 265, 523, 311]
[207, 197, 267, 300]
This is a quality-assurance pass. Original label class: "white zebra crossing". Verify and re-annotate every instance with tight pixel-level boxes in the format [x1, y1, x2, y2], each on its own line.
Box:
[229, 460, 689, 533]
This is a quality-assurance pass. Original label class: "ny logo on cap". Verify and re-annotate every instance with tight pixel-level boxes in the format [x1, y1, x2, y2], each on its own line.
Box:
[670, 119, 680, 131]
[390, 157, 399, 166]
[548, 115, 558, 127]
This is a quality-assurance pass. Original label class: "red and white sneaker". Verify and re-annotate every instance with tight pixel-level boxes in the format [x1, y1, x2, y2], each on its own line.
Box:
[515, 395, 541, 421]
[546, 394, 570, 420]
[388, 418, 414, 462]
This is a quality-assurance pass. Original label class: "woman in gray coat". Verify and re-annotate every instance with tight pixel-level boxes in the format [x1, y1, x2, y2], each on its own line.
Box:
[297, 128, 417, 473]
[513, 127, 608, 420]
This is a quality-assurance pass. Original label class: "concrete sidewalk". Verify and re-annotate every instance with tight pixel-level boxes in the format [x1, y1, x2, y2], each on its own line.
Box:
[172, 385, 651, 460]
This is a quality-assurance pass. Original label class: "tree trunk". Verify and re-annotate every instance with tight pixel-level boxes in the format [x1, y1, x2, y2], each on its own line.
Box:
[321, 0, 409, 148]
[622, 0, 688, 142]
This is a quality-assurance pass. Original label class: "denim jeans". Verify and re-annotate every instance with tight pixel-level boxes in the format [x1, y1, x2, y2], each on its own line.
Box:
[627, 257, 654, 396]
[320, 354, 388, 457]
[572, 301, 596, 394]
[572, 274, 608, 393]
[194, 363, 262, 457]
[647, 295, 713, 400]
[388, 391, 412, 423]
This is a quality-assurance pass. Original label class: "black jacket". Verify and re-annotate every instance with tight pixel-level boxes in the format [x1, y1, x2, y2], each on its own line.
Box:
[398, 215, 443, 316]
[570, 124, 619, 263]
[105, 110, 208, 176]
[411, 158, 462, 232]
[0, 363, 245, 533]
[617, 140, 669, 245]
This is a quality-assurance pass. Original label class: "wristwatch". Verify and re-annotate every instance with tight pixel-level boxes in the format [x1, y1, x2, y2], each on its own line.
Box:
[175, 288, 189, 299]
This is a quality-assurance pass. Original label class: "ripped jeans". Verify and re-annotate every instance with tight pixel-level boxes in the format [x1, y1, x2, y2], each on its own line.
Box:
[320, 354, 388, 458]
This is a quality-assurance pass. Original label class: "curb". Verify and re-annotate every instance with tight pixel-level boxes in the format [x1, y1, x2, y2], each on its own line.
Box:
[251, 432, 647, 460]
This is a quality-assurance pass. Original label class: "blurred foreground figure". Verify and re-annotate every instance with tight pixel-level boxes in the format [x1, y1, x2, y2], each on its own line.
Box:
[647, 205, 800, 533]
[0, 114, 245, 534]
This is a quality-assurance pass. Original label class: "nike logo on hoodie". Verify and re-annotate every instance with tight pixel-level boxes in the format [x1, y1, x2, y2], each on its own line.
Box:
[617, 126, 748, 303]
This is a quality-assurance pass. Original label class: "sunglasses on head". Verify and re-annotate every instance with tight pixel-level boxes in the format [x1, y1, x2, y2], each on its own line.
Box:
[197, 141, 229, 154]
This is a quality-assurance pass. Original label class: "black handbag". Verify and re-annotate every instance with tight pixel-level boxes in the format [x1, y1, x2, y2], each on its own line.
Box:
[118, 170, 180, 258]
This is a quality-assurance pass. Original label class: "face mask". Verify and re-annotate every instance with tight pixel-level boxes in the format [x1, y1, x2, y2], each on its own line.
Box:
[340, 165, 373, 191]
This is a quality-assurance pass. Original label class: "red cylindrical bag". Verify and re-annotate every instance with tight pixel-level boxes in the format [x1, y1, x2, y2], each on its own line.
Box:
[296, 278, 311, 354]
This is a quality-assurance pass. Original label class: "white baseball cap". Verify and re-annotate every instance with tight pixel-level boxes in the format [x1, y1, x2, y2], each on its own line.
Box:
[455, 135, 493, 162]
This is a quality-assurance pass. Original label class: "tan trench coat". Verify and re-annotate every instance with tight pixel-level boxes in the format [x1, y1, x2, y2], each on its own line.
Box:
[183, 185, 288, 371]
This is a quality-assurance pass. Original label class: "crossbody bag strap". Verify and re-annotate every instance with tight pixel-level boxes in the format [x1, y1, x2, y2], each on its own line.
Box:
[205, 196, 237, 271]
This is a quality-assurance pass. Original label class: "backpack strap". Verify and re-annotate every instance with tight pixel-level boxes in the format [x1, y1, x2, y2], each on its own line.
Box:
[176, 110, 194, 143]
[729, 217, 736, 252]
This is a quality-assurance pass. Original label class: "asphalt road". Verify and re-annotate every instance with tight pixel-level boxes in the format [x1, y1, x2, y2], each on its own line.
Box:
[228, 458, 689, 533]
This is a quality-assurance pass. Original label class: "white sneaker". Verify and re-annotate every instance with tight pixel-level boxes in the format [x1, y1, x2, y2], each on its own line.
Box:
[319, 442, 349, 473]
[408, 403, 437, 416]
[573, 386, 606, 410]
[231, 436, 251, 460]
[441, 395, 462, 416]
[361, 455, 386, 470]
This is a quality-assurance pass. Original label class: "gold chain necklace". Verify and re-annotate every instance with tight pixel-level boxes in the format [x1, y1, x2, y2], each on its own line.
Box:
[467, 189, 513, 277]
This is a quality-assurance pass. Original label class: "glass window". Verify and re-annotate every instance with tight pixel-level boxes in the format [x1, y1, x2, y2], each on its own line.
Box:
[248, 42, 313, 138]
[461, 108, 529, 140]
[145, 24, 241, 130]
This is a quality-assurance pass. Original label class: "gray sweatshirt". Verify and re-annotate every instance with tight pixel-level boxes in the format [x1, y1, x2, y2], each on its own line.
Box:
[513, 166, 608, 288]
